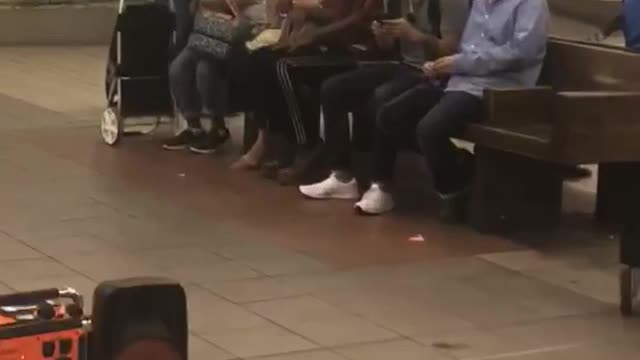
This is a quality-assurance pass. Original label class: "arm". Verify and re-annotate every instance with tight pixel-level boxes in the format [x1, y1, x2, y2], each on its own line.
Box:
[434, 0, 469, 56]
[313, 0, 379, 39]
[301, 1, 344, 23]
[384, 0, 469, 58]
[452, 0, 549, 76]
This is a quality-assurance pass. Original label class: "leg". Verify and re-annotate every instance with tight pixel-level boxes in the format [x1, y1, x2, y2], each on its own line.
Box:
[189, 58, 231, 154]
[322, 64, 404, 175]
[278, 54, 357, 149]
[232, 48, 286, 168]
[164, 48, 205, 150]
[195, 58, 228, 129]
[416, 92, 482, 194]
[373, 82, 443, 183]
[169, 48, 202, 129]
[298, 65, 403, 200]
[354, 82, 442, 215]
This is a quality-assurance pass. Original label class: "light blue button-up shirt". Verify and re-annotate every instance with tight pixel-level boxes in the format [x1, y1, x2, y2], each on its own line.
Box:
[446, 0, 550, 97]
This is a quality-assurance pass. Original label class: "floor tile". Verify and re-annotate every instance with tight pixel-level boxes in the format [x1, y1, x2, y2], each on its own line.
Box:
[246, 349, 347, 360]
[316, 288, 475, 337]
[166, 261, 262, 285]
[184, 285, 272, 334]
[248, 296, 398, 347]
[0, 282, 12, 294]
[0, 232, 42, 260]
[335, 339, 451, 360]
[189, 334, 235, 360]
[201, 277, 306, 304]
[200, 323, 318, 358]
[55, 250, 163, 282]
[212, 242, 332, 276]
[0, 258, 77, 288]
[133, 247, 228, 270]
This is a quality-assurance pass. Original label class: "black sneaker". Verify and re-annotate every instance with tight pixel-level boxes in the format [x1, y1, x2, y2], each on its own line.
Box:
[189, 127, 230, 154]
[163, 130, 200, 150]
[437, 186, 471, 223]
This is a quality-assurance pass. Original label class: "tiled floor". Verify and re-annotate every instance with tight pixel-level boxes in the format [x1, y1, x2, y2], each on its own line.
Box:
[0, 46, 638, 360]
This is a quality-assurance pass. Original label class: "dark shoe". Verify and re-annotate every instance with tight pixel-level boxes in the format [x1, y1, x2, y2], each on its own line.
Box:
[261, 160, 283, 179]
[189, 127, 230, 154]
[277, 144, 326, 186]
[437, 185, 471, 223]
[163, 130, 200, 150]
[436, 149, 474, 223]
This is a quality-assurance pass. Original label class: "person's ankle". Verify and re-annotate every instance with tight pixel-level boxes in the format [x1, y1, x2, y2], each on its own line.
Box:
[372, 180, 392, 193]
[189, 127, 203, 135]
[333, 170, 353, 183]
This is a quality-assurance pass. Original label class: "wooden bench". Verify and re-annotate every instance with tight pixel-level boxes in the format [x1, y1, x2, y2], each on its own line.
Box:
[240, 38, 640, 234]
[459, 38, 640, 233]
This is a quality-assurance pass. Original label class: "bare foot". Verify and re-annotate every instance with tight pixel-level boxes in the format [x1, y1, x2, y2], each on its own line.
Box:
[230, 155, 260, 171]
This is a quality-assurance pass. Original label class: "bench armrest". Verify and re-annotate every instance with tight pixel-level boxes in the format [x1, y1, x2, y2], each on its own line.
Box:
[482, 86, 553, 124]
[550, 91, 640, 162]
[553, 91, 640, 129]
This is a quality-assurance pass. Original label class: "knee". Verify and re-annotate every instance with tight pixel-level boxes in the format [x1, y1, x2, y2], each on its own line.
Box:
[169, 53, 188, 84]
[195, 61, 213, 82]
[416, 115, 438, 151]
[320, 77, 344, 107]
[371, 85, 392, 110]
[375, 102, 393, 134]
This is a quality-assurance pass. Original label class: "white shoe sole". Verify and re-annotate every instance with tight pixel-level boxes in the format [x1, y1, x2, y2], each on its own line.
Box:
[353, 203, 394, 216]
[163, 144, 188, 151]
[299, 185, 359, 200]
[189, 147, 217, 155]
[301, 191, 360, 200]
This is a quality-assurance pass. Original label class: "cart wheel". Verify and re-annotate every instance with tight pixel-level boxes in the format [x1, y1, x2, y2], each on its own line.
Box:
[101, 107, 121, 146]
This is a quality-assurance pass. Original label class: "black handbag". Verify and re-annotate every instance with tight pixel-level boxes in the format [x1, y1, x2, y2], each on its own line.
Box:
[187, 0, 254, 59]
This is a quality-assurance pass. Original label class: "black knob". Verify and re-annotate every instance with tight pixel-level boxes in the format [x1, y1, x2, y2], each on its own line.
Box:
[37, 302, 56, 320]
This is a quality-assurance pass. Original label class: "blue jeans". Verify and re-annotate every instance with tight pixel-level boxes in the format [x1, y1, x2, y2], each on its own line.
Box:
[169, 47, 227, 127]
[373, 90, 481, 193]
[415, 91, 482, 193]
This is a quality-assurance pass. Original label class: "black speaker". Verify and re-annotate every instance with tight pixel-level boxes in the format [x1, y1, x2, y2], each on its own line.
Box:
[90, 277, 187, 360]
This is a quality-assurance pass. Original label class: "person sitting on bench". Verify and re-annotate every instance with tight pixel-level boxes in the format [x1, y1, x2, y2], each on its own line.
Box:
[231, 0, 381, 176]
[410, 0, 549, 220]
[623, 0, 640, 51]
[298, 0, 469, 214]
[163, 0, 267, 154]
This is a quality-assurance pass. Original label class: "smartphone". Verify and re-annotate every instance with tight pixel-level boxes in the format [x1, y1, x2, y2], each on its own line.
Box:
[373, 13, 397, 26]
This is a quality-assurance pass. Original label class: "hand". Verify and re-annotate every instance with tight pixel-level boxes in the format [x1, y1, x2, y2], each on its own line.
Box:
[276, 0, 292, 14]
[288, 7, 307, 25]
[288, 25, 318, 51]
[372, 21, 394, 48]
[382, 18, 423, 43]
[432, 56, 456, 76]
[422, 61, 436, 78]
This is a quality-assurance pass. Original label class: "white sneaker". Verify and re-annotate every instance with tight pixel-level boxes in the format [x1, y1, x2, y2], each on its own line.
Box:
[299, 173, 359, 200]
[354, 183, 394, 215]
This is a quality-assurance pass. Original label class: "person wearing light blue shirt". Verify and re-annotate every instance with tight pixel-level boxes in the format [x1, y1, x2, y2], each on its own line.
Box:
[623, 0, 640, 51]
[418, 0, 549, 219]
